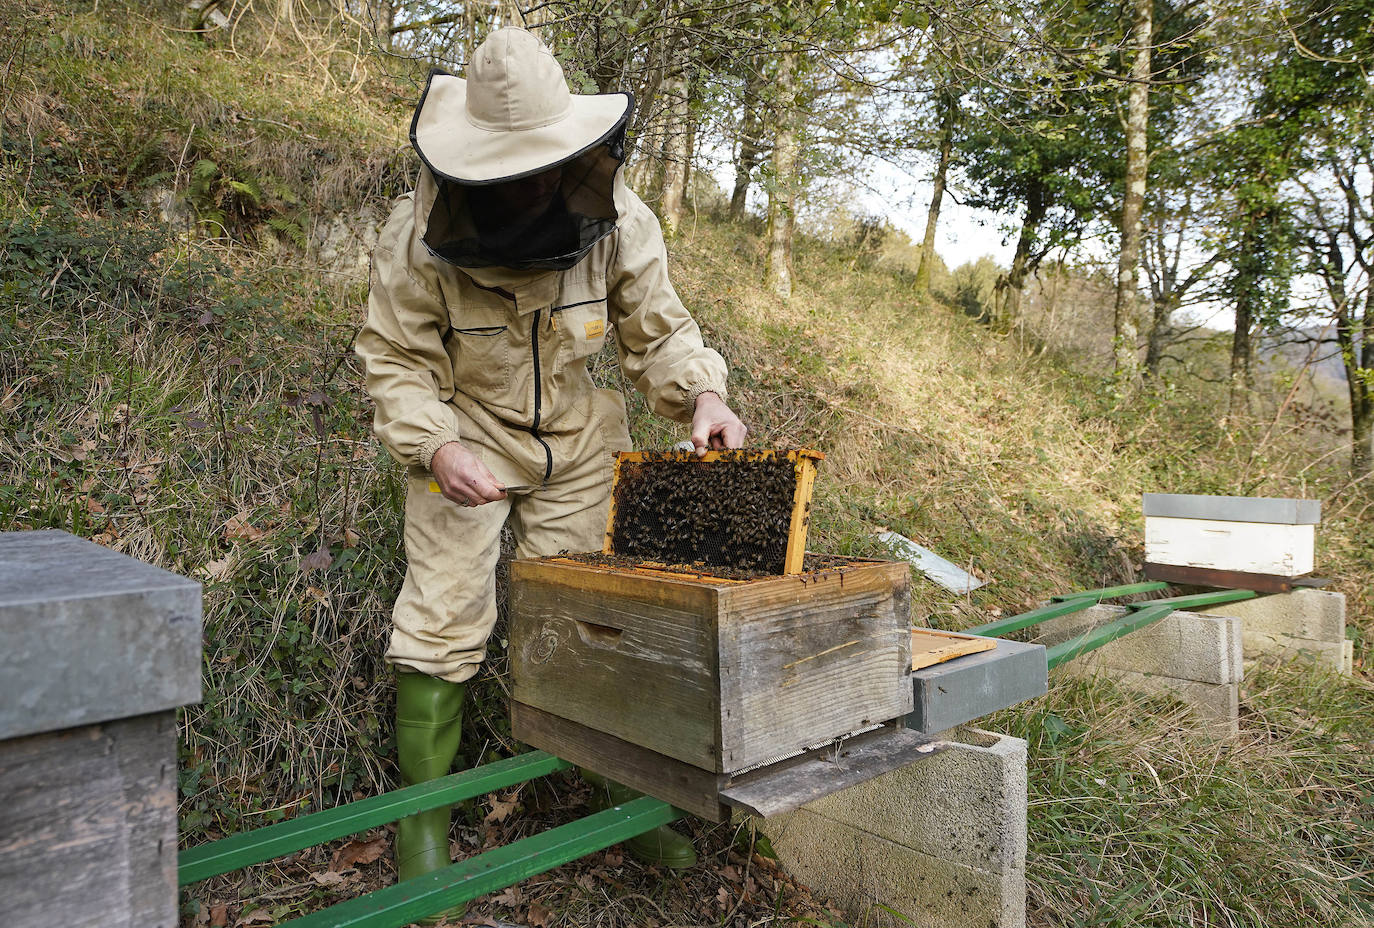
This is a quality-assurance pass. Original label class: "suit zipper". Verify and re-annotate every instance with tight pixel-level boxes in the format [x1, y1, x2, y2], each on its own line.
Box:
[528, 310, 553, 481]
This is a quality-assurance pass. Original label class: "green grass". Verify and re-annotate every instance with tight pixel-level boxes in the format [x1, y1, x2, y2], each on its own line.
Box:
[3, 3, 1373, 927]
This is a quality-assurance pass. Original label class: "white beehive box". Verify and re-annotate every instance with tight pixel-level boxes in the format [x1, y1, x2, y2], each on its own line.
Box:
[1143, 493, 1320, 578]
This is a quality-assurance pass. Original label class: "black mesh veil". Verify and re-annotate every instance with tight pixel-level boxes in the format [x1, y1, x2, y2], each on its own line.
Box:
[422, 125, 628, 272]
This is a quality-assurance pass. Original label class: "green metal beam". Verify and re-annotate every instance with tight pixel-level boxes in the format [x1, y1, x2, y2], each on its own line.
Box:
[1049, 581, 1169, 602]
[963, 596, 1098, 638]
[277, 797, 680, 928]
[179, 751, 571, 886]
[1123, 588, 1257, 611]
[1046, 603, 1175, 670]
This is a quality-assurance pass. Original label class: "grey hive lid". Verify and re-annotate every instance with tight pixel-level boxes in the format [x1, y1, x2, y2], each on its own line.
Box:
[1142, 493, 1321, 525]
[0, 530, 202, 740]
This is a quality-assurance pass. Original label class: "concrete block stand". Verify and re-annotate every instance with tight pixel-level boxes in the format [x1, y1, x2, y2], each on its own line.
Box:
[0, 530, 202, 928]
[1032, 605, 1244, 739]
[1196, 589, 1350, 675]
[754, 727, 1028, 928]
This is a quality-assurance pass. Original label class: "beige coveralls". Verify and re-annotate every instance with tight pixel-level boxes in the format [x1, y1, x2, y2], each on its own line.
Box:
[357, 167, 728, 682]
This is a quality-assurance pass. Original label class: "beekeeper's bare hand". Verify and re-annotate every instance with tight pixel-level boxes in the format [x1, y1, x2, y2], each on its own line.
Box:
[431, 442, 507, 506]
[690, 392, 748, 455]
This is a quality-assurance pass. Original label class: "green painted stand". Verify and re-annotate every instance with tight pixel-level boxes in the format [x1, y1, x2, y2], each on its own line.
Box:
[179, 751, 683, 928]
[965, 583, 1258, 670]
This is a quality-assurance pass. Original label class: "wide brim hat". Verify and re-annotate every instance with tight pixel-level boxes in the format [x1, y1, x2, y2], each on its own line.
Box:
[410, 27, 633, 185]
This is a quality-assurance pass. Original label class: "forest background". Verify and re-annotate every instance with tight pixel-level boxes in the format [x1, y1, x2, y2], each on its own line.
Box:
[1, 0, 1372, 926]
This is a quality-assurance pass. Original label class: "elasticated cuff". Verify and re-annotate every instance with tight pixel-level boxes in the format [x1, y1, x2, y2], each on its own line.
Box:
[415, 427, 464, 471]
[685, 380, 729, 414]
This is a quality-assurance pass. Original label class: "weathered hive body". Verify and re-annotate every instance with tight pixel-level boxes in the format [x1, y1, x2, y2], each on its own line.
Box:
[509, 555, 913, 818]
[1142, 493, 1321, 589]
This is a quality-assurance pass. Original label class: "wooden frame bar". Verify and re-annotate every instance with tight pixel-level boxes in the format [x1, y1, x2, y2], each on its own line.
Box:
[602, 449, 824, 575]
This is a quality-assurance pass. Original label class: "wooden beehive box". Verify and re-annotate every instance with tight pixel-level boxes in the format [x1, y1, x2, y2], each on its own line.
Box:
[1143, 493, 1321, 589]
[509, 555, 914, 820]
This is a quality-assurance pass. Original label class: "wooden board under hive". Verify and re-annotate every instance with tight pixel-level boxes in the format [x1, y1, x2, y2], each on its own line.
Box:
[509, 555, 914, 821]
[604, 449, 822, 575]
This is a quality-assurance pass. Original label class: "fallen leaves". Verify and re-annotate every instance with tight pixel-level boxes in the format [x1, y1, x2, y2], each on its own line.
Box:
[300, 545, 333, 572]
[330, 835, 387, 871]
[224, 511, 265, 542]
[484, 793, 520, 825]
[492, 884, 524, 908]
[308, 870, 349, 887]
[200, 553, 235, 581]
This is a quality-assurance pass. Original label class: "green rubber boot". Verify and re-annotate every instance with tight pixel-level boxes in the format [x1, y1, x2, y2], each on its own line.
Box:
[395, 671, 466, 923]
[583, 769, 698, 869]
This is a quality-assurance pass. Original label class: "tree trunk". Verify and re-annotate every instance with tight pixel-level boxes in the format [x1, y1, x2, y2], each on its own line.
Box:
[682, 75, 697, 205]
[659, 72, 689, 236]
[1340, 283, 1373, 477]
[1144, 294, 1176, 378]
[914, 91, 958, 298]
[766, 51, 798, 300]
[1228, 295, 1253, 418]
[1113, 0, 1150, 384]
[731, 71, 764, 220]
[995, 184, 1047, 330]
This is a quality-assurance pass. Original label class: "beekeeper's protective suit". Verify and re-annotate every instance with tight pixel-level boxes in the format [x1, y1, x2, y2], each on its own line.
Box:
[356, 27, 745, 896]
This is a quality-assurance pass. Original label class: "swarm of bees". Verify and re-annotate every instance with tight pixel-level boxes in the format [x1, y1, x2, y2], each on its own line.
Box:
[609, 450, 798, 574]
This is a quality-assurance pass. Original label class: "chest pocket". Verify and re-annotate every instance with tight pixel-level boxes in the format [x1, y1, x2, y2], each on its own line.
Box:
[551, 283, 609, 375]
[446, 300, 513, 394]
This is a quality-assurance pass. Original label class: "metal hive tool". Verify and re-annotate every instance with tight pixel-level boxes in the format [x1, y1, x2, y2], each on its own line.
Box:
[603, 449, 824, 575]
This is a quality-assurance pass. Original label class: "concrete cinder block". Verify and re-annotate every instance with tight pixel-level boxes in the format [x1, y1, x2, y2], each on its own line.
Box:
[757, 727, 1027, 928]
[1108, 670, 1239, 739]
[1031, 605, 1242, 738]
[1240, 631, 1347, 672]
[1196, 591, 1349, 675]
[1196, 590, 1345, 643]
[1034, 605, 1243, 685]
[768, 808, 1023, 928]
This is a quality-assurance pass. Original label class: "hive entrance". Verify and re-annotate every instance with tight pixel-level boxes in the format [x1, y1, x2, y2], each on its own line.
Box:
[603, 449, 822, 575]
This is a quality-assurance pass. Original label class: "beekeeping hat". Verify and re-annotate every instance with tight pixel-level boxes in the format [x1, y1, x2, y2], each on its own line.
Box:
[412, 27, 631, 184]
[409, 28, 633, 270]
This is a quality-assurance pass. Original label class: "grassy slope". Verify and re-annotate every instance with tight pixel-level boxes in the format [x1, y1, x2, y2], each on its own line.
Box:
[2, 4, 1371, 926]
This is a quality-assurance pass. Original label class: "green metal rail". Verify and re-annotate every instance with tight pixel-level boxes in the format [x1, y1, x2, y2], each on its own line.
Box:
[277, 797, 678, 928]
[966, 584, 1259, 670]
[965, 581, 1168, 638]
[179, 751, 572, 885]
[179, 751, 682, 928]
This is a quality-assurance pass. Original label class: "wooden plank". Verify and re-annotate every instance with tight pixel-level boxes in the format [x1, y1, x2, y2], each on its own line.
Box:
[1143, 562, 1293, 593]
[1144, 516, 1314, 576]
[717, 561, 913, 772]
[909, 628, 998, 670]
[542, 557, 748, 585]
[512, 558, 722, 607]
[719, 726, 946, 818]
[782, 456, 817, 575]
[511, 702, 731, 822]
[0, 712, 178, 928]
[510, 563, 722, 770]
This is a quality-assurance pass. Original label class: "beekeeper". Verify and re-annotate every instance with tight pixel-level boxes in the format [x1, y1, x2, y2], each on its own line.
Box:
[356, 26, 746, 891]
